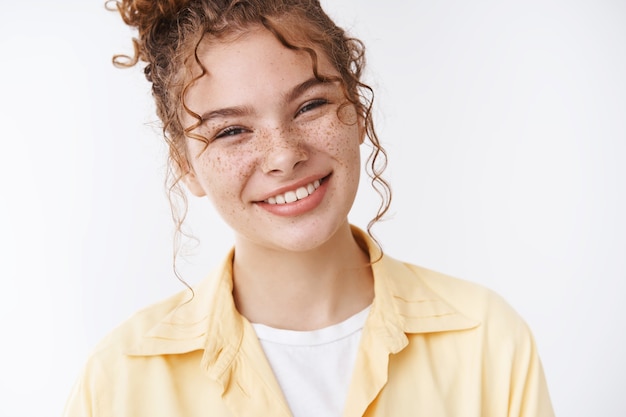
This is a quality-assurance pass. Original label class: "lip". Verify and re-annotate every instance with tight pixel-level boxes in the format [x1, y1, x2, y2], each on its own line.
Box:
[255, 174, 331, 217]
[255, 173, 330, 203]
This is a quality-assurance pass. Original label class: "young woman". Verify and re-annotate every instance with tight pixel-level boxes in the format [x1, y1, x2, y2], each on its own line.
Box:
[64, 0, 554, 416]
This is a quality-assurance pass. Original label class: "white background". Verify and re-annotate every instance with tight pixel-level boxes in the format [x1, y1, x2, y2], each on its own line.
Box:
[0, 0, 624, 416]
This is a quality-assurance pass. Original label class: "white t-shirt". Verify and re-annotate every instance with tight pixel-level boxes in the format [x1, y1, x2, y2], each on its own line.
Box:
[252, 306, 371, 417]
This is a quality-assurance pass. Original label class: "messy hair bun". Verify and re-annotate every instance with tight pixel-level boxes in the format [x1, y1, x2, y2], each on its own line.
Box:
[108, 0, 391, 265]
[107, 0, 189, 67]
[111, 0, 188, 34]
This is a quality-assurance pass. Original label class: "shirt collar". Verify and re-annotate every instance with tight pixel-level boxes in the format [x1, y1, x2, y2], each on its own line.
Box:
[126, 250, 243, 359]
[127, 226, 479, 359]
[353, 226, 479, 353]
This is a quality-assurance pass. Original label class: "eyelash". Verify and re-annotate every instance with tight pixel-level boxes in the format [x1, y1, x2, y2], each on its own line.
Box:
[215, 126, 248, 139]
[297, 99, 329, 116]
[211, 99, 329, 140]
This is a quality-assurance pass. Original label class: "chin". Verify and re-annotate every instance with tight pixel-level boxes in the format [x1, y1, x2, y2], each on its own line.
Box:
[237, 218, 345, 254]
[274, 219, 349, 253]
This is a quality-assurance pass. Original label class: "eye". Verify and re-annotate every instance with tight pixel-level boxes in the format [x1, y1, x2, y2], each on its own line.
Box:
[296, 99, 328, 117]
[215, 126, 248, 140]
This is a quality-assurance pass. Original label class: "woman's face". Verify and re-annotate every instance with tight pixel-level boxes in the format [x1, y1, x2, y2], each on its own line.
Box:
[183, 27, 363, 253]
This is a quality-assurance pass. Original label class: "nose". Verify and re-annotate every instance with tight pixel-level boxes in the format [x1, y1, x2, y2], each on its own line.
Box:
[261, 127, 309, 175]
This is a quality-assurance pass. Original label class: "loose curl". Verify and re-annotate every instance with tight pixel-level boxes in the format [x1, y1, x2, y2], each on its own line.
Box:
[107, 0, 392, 272]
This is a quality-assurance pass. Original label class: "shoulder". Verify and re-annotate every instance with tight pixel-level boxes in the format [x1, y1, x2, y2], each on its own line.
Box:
[89, 288, 192, 360]
[381, 256, 541, 371]
[358, 227, 526, 334]
[379, 259, 554, 416]
[89, 251, 235, 359]
[408, 263, 520, 320]
[381, 255, 532, 340]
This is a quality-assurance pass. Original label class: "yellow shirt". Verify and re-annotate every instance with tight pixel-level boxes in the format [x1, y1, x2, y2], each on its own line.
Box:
[63, 227, 554, 416]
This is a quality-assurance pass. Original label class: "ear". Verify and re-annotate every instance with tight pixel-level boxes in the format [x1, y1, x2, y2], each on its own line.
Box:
[183, 168, 207, 197]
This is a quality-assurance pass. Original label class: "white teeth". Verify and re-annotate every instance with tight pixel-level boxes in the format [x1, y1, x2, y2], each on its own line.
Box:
[284, 191, 297, 203]
[296, 187, 308, 199]
[265, 179, 322, 204]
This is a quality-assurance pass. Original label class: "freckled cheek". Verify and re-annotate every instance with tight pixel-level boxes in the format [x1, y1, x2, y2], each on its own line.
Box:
[201, 151, 257, 198]
[314, 121, 362, 166]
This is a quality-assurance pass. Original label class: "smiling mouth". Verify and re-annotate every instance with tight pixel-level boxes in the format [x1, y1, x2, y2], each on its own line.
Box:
[264, 178, 325, 205]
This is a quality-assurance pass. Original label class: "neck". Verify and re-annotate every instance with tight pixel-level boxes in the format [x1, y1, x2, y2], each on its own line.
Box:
[232, 222, 374, 330]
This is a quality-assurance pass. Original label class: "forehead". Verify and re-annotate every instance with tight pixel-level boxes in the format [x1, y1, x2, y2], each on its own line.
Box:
[186, 27, 338, 104]
[201, 28, 309, 73]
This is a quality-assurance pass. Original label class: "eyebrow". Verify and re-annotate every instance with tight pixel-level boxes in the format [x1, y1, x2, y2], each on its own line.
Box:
[200, 77, 333, 123]
[283, 77, 332, 103]
[201, 106, 253, 123]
